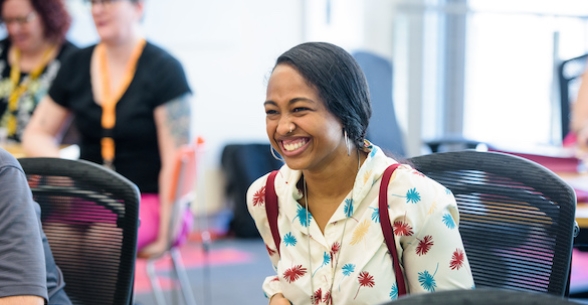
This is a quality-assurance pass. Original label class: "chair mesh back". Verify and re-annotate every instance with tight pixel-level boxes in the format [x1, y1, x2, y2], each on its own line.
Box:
[384, 288, 580, 305]
[18, 158, 140, 305]
[409, 151, 577, 296]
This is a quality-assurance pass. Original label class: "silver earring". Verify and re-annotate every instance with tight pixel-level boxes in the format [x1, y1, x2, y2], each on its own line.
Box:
[270, 145, 284, 162]
[289, 126, 293, 133]
[344, 130, 351, 156]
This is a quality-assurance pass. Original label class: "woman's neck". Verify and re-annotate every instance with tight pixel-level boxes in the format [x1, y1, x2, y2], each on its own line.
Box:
[101, 32, 144, 66]
[12, 39, 56, 72]
[302, 149, 367, 201]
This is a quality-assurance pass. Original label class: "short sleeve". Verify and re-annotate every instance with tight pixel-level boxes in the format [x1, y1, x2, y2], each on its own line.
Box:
[143, 44, 192, 107]
[0, 162, 47, 300]
[48, 46, 93, 109]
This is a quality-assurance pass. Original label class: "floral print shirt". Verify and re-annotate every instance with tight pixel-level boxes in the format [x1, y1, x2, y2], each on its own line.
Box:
[247, 142, 474, 305]
[0, 38, 77, 142]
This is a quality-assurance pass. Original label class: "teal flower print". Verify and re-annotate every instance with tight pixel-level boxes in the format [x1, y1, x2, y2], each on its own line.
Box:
[344, 198, 354, 217]
[370, 147, 378, 157]
[445, 187, 452, 195]
[296, 205, 312, 227]
[418, 263, 439, 292]
[339, 263, 356, 291]
[370, 207, 380, 223]
[342, 263, 355, 276]
[389, 283, 398, 299]
[442, 213, 456, 229]
[283, 232, 297, 246]
[406, 188, 421, 204]
[313, 251, 331, 276]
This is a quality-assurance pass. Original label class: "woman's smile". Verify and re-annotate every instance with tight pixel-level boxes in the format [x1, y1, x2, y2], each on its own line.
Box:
[281, 137, 309, 155]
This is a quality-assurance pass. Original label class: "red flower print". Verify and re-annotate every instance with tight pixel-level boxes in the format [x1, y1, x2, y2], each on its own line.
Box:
[412, 170, 425, 177]
[416, 235, 434, 255]
[354, 271, 375, 299]
[253, 186, 266, 206]
[271, 276, 279, 282]
[283, 265, 307, 283]
[330, 242, 341, 265]
[393, 220, 414, 236]
[265, 244, 276, 256]
[450, 248, 465, 270]
[323, 290, 332, 305]
[311, 288, 322, 305]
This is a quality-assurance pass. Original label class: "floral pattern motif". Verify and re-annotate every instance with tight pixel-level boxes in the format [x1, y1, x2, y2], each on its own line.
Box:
[0, 40, 74, 142]
[247, 142, 474, 305]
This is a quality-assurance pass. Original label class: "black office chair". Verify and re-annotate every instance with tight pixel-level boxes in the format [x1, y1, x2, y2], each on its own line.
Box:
[558, 53, 588, 142]
[352, 50, 482, 155]
[18, 157, 140, 305]
[352, 50, 406, 157]
[380, 288, 580, 305]
[409, 150, 578, 296]
[221, 143, 283, 238]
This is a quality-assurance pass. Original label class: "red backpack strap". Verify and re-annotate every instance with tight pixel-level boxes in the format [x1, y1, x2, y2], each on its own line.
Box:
[265, 170, 281, 256]
[379, 163, 407, 297]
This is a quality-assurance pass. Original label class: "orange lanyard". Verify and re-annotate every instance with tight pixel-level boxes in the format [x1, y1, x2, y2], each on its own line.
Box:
[7, 46, 56, 136]
[97, 38, 146, 169]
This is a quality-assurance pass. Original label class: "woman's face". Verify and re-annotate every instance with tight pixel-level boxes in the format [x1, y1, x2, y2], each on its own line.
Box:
[265, 64, 347, 172]
[91, 0, 142, 44]
[2, 0, 46, 53]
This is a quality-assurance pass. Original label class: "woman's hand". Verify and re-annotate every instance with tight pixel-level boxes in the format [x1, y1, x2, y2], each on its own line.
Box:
[137, 238, 168, 259]
[269, 293, 291, 305]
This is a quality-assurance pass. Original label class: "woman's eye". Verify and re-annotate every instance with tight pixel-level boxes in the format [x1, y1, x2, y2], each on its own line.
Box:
[293, 107, 308, 113]
[265, 109, 278, 115]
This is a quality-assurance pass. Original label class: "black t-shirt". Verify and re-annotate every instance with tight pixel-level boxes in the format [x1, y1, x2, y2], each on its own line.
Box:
[49, 42, 191, 193]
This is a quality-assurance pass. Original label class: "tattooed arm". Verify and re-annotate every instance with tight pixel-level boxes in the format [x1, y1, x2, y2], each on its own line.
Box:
[137, 92, 192, 258]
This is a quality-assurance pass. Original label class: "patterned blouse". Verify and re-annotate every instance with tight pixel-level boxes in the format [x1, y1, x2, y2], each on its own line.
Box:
[247, 142, 475, 305]
[0, 38, 77, 142]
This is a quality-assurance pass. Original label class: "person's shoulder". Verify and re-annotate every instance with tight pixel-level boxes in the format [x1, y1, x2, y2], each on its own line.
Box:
[247, 165, 291, 204]
[143, 41, 183, 67]
[0, 148, 23, 173]
[55, 40, 80, 63]
[0, 37, 9, 48]
[59, 40, 80, 55]
[58, 43, 95, 66]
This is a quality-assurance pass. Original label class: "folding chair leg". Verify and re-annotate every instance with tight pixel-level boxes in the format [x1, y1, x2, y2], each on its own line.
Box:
[146, 259, 167, 305]
[171, 247, 198, 305]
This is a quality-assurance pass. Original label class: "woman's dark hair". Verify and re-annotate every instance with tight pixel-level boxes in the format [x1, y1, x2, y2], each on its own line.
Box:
[0, 0, 72, 43]
[275, 42, 372, 149]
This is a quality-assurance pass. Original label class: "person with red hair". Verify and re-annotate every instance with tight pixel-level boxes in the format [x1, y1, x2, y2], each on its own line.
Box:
[0, 0, 76, 142]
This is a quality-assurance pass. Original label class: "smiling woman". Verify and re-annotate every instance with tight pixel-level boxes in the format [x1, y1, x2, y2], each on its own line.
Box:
[247, 42, 475, 305]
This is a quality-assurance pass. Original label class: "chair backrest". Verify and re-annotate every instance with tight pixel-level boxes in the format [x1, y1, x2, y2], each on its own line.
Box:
[408, 150, 577, 296]
[221, 143, 284, 238]
[352, 50, 406, 157]
[558, 53, 588, 141]
[381, 288, 579, 305]
[18, 157, 140, 305]
[167, 136, 205, 244]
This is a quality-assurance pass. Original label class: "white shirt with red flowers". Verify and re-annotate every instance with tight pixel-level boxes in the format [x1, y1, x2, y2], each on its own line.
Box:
[246, 142, 475, 305]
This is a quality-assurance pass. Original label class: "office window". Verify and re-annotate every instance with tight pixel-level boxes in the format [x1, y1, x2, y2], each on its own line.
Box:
[463, 0, 588, 145]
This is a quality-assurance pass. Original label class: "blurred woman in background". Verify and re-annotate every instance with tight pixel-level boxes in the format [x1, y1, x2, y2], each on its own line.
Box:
[0, 0, 76, 142]
[23, 0, 193, 259]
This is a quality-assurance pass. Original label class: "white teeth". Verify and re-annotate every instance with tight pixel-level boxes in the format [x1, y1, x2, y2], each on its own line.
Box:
[284, 140, 306, 151]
